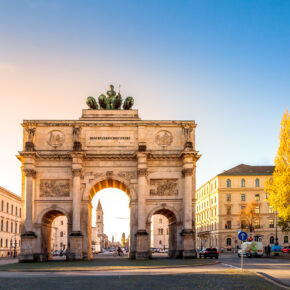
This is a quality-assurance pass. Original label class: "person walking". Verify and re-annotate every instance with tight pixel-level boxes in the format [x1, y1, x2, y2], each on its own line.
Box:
[264, 246, 268, 256]
[267, 245, 271, 257]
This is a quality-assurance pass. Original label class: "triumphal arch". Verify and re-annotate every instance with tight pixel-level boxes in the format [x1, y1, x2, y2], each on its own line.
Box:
[18, 86, 200, 261]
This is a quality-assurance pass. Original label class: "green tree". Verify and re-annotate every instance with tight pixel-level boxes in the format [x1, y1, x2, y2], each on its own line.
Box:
[265, 109, 290, 225]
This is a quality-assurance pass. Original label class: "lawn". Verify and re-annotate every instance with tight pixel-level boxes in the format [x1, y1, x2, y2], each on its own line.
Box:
[0, 257, 216, 272]
[0, 271, 281, 290]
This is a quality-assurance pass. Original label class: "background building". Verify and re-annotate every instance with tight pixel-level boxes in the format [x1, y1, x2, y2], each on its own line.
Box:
[91, 200, 104, 252]
[196, 164, 289, 252]
[0, 186, 21, 257]
[51, 216, 68, 252]
[150, 215, 169, 249]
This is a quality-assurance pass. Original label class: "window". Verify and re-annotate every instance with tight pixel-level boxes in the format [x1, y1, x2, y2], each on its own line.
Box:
[241, 194, 246, 202]
[60, 242, 63, 248]
[226, 206, 231, 215]
[11, 205, 13, 215]
[61, 221, 63, 225]
[270, 236, 274, 244]
[241, 179, 245, 187]
[11, 223, 13, 233]
[255, 194, 260, 201]
[241, 220, 247, 229]
[0, 220, 3, 231]
[255, 206, 260, 214]
[269, 206, 274, 214]
[284, 236, 288, 243]
[15, 207, 18, 216]
[225, 221, 231, 229]
[15, 222, 17, 233]
[158, 228, 164, 235]
[1, 200, 3, 211]
[159, 240, 162, 245]
[226, 194, 231, 202]
[159, 218, 162, 224]
[166, 228, 169, 235]
[60, 232, 63, 237]
[6, 221, 9, 232]
[226, 179, 231, 188]
[255, 178, 260, 187]
[226, 238, 231, 246]
[5, 239, 8, 247]
[241, 205, 246, 210]
[6, 202, 9, 213]
[255, 219, 260, 229]
[269, 219, 274, 228]
[19, 208, 21, 217]
[0, 239, 2, 247]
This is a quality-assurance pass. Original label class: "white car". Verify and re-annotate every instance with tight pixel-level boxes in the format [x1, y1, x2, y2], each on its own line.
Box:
[238, 241, 264, 258]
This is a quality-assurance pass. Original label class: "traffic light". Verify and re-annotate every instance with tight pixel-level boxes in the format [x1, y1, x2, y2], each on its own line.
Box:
[225, 223, 228, 229]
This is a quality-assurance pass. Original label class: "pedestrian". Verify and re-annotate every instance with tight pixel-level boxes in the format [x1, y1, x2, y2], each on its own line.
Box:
[264, 246, 268, 256]
[267, 245, 271, 257]
[117, 247, 122, 256]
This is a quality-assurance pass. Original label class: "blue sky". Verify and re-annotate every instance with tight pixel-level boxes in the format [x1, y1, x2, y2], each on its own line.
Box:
[0, 0, 289, 195]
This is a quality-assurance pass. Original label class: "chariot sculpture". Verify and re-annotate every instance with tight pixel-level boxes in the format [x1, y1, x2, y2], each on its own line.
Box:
[86, 85, 134, 110]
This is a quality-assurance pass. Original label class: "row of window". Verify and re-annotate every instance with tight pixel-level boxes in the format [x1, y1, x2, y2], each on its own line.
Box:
[226, 193, 264, 202]
[0, 238, 21, 248]
[196, 197, 217, 212]
[0, 220, 20, 234]
[0, 201, 21, 217]
[226, 178, 260, 188]
[225, 236, 288, 246]
[157, 228, 169, 235]
[224, 219, 275, 229]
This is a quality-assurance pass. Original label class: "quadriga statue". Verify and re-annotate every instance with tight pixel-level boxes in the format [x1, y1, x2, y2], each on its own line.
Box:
[86, 84, 134, 110]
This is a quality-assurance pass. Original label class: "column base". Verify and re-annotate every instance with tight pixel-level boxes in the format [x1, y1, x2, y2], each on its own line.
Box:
[69, 232, 83, 260]
[135, 230, 150, 260]
[181, 229, 197, 259]
[19, 232, 38, 262]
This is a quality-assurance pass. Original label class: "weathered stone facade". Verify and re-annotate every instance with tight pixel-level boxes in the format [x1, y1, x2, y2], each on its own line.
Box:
[18, 109, 200, 261]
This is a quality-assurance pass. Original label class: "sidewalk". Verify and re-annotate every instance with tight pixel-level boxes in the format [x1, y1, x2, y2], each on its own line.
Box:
[0, 258, 18, 266]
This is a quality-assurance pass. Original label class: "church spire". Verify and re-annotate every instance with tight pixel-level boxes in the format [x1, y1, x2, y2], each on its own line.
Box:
[97, 199, 103, 211]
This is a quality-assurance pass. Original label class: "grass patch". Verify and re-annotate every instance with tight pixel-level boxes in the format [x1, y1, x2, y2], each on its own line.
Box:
[0, 258, 216, 272]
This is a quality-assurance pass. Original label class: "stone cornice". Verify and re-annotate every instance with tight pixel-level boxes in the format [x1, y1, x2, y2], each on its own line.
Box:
[23, 169, 36, 178]
[18, 151, 40, 160]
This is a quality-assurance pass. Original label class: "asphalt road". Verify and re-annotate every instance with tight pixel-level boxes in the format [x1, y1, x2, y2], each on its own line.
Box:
[219, 253, 290, 287]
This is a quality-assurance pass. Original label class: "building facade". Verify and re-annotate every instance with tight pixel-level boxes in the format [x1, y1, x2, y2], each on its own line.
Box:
[196, 164, 289, 252]
[51, 216, 68, 252]
[0, 186, 21, 257]
[91, 200, 104, 252]
[150, 214, 169, 249]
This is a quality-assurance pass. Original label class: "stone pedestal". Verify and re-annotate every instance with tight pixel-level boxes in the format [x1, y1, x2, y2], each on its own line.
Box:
[135, 230, 150, 259]
[181, 230, 196, 258]
[69, 233, 83, 260]
[19, 232, 38, 262]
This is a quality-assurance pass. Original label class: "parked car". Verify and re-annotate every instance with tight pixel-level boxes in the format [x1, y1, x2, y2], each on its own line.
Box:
[199, 248, 219, 259]
[282, 246, 290, 254]
[238, 241, 263, 258]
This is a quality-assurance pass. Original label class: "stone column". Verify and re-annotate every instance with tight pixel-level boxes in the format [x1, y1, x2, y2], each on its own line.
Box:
[20, 168, 37, 262]
[69, 168, 83, 260]
[181, 154, 196, 258]
[72, 168, 81, 233]
[135, 152, 149, 259]
[23, 169, 36, 233]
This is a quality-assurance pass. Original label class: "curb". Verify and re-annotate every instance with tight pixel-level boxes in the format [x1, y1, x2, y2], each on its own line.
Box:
[256, 272, 290, 290]
[0, 261, 219, 273]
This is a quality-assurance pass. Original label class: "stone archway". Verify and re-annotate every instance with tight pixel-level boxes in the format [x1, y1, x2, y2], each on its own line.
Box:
[146, 206, 181, 258]
[81, 178, 132, 259]
[36, 208, 71, 261]
[18, 108, 200, 261]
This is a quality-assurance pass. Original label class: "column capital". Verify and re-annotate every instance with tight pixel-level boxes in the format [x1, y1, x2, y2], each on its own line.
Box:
[137, 168, 147, 177]
[182, 168, 193, 177]
[23, 169, 36, 178]
[72, 168, 82, 177]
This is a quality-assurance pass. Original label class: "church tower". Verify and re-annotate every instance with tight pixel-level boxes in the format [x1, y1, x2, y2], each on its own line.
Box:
[95, 200, 104, 250]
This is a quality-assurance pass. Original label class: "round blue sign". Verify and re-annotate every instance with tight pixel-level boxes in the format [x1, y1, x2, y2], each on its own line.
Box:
[238, 231, 248, 241]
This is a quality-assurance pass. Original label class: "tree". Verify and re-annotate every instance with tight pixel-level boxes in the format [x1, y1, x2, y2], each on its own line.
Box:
[265, 109, 290, 226]
[238, 201, 259, 232]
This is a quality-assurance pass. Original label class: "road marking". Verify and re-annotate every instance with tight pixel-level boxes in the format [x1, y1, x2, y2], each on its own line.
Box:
[221, 263, 240, 270]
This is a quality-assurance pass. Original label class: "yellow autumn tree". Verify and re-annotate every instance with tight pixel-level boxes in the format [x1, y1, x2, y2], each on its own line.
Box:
[238, 201, 259, 232]
[265, 109, 290, 223]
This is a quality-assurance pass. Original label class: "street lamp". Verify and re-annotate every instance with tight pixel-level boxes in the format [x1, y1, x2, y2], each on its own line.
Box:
[275, 200, 279, 245]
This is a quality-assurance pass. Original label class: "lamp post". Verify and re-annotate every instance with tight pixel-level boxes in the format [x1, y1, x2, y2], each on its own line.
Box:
[9, 240, 12, 258]
[275, 200, 279, 245]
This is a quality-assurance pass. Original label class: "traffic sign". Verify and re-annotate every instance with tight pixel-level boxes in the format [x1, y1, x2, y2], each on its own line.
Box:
[238, 231, 248, 241]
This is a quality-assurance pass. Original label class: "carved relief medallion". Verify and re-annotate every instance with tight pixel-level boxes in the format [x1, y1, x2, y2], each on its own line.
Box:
[155, 130, 173, 147]
[40, 179, 70, 197]
[47, 130, 65, 148]
[150, 179, 178, 196]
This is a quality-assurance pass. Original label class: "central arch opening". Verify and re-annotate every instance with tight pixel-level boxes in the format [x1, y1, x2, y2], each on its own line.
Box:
[89, 179, 130, 258]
